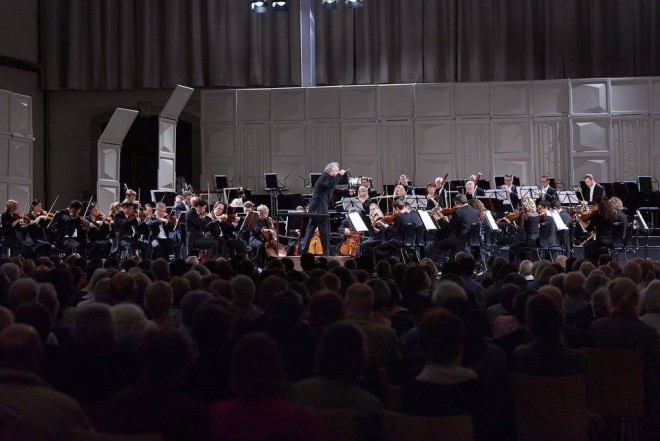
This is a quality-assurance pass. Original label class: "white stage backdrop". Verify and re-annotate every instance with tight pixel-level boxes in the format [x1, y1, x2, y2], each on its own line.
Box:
[201, 78, 660, 194]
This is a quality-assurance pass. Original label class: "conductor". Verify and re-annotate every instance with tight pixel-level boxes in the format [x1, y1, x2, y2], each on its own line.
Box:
[300, 162, 347, 256]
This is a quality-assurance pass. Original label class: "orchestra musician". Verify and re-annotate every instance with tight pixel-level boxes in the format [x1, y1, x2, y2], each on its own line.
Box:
[398, 174, 413, 192]
[185, 197, 219, 261]
[52, 200, 87, 256]
[537, 201, 559, 251]
[393, 185, 407, 200]
[434, 176, 448, 207]
[580, 174, 605, 205]
[300, 162, 347, 257]
[501, 173, 521, 211]
[112, 201, 145, 258]
[1, 199, 27, 255]
[360, 177, 378, 198]
[146, 202, 181, 259]
[375, 199, 422, 261]
[355, 186, 373, 212]
[425, 183, 440, 209]
[84, 202, 112, 258]
[465, 180, 486, 200]
[584, 197, 627, 263]
[539, 175, 557, 203]
[25, 199, 53, 258]
[210, 200, 246, 258]
[551, 200, 572, 256]
[505, 198, 540, 265]
[249, 204, 276, 265]
[425, 194, 480, 263]
[175, 190, 194, 214]
[360, 203, 387, 261]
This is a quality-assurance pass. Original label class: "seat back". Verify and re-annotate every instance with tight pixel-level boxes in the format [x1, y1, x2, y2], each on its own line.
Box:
[380, 410, 474, 441]
[611, 222, 626, 248]
[510, 374, 589, 441]
[314, 408, 359, 441]
[582, 348, 644, 419]
[467, 222, 482, 248]
[402, 224, 418, 248]
[70, 428, 162, 441]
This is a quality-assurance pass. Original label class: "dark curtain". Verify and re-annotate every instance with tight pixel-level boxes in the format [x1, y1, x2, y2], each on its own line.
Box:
[315, 0, 660, 85]
[41, 0, 301, 90]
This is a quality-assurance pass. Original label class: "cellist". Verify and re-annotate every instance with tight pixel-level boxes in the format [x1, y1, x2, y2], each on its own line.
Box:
[249, 204, 275, 266]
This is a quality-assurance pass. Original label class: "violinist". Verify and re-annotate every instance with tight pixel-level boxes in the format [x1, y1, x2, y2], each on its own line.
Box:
[375, 200, 421, 261]
[359, 203, 387, 261]
[123, 189, 141, 211]
[112, 201, 147, 258]
[146, 202, 181, 259]
[537, 201, 559, 250]
[538, 175, 557, 204]
[175, 190, 193, 214]
[185, 197, 219, 261]
[425, 194, 479, 262]
[211, 201, 245, 258]
[584, 197, 627, 263]
[393, 185, 407, 200]
[1, 199, 27, 255]
[249, 204, 276, 266]
[434, 176, 447, 208]
[85, 203, 112, 258]
[52, 200, 87, 255]
[24, 199, 53, 258]
[505, 198, 540, 265]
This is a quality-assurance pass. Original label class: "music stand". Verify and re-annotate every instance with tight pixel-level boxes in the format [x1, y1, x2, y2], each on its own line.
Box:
[309, 173, 322, 188]
[557, 191, 579, 205]
[478, 196, 505, 214]
[406, 195, 427, 210]
[382, 184, 395, 195]
[341, 198, 364, 212]
[550, 211, 569, 231]
[347, 211, 369, 233]
[214, 175, 229, 190]
[519, 186, 541, 199]
[418, 210, 438, 231]
[150, 190, 177, 207]
[484, 210, 501, 232]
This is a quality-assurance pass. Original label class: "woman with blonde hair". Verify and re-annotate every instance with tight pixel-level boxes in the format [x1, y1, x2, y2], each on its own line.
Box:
[506, 198, 540, 265]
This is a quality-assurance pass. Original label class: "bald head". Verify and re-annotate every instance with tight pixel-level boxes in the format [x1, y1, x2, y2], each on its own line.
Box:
[0, 324, 42, 373]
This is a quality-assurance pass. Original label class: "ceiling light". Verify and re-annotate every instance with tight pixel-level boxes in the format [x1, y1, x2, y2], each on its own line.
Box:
[322, 0, 338, 10]
[272, 0, 289, 11]
[250, 1, 269, 14]
[346, 0, 364, 8]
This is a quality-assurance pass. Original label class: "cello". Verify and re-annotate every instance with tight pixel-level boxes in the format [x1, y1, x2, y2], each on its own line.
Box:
[262, 218, 287, 257]
[339, 230, 362, 257]
[308, 230, 323, 255]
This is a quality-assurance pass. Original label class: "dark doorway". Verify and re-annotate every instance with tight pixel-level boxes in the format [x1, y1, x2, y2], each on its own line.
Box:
[117, 116, 192, 204]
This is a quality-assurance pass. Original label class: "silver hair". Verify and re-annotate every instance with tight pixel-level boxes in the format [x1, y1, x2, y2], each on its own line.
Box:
[256, 204, 269, 214]
[324, 162, 339, 173]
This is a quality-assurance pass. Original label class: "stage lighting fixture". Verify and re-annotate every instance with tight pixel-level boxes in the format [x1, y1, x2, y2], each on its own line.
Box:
[322, 0, 338, 10]
[250, 1, 269, 13]
[272, 1, 289, 11]
[346, 0, 364, 8]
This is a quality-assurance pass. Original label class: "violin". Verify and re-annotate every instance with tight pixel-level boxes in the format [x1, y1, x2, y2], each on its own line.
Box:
[580, 206, 598, 222]
[339, 230, 362, 257]
[308, 231, 324, 255]
[382, 212, 399, 224]
[12, 211, 30, 224]
[441, 207, 456, 216]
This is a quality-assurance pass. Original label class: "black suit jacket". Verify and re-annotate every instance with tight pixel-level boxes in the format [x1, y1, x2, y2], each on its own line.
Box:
[466, 187, 486, 200]
[185, 207, 207, 240]
[580, 183, 606, 204]
[308, 172, 337, 214]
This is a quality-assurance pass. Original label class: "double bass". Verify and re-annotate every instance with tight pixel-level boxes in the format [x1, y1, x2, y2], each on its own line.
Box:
[339, 230, 361, 257]
[308, 230, 323, 255]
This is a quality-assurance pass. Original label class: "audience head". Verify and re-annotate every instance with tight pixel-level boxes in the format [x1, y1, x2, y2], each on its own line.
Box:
[110, 272, 137, 305]
[111, 304, 149, 351]
[527, 294, 563, 345]
[641, 280, 660, 315]
[144, 281, 174, 320]
[316, 322, 368, 381]
[418, 309, 465, 366]
[230, 333, 284, 402]
[8, 278, 39, 311]
[607, 278, 640, 315]
[138, 329, 193, 383]
[344, 283, 374, 317]
[0, 324, 42, 373]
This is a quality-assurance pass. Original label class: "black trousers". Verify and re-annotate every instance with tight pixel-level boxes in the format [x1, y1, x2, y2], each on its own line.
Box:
[301, 215, 330, 256]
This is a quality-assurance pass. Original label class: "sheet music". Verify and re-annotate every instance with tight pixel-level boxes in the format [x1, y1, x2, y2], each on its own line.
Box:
[418, 210, 437, 230]
[550, 211, 568, 231]
[348, 212, 369, 232]
[485, 210, 500, 232]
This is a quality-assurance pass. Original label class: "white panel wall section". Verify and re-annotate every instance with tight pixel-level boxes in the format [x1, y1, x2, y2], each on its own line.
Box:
[0, 90, 33, 210]
[158, 85, 194, 191]
[200, 77, 658, 196]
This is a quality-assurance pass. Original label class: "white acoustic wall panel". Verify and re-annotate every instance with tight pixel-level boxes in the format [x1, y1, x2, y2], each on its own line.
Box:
[0, 90, 9, 134]
[202, 90, 236, 123]
[415, 120, 453, 155]
[9, 137, 32, 180]
[571, 79, 609, 115]
[571, 117, 611, 184]
[204, 125, 236, 160]
[159, 85, 194, 191]
[0, 182, 6, 208]
[342, 122, 379, 156]
[306, 122, 341, 177]
[492, 82, 531, 117]
[611, 117, 651, 180]
[9, 93, 32, 138]
[532, 80, 569, 116]
[8, 183, 30, 208]
[237, 89, 271, 122]
[379, 85, 414, 119]
[341, 156, 381, 190]
[493, 158, 531, 186]
[96, 108, 138, 211]
[492, 120, 532, 154]
[237, 124, 270, 192]
[454, 83, 490, 116]
[455, 119, 492, 179]
[414, 83, 452, 118]
[341, 86, 377, 120]
[652, 79, 660, 114]
[271, 88, 305, 122]
[379, 121, 415, 186]
[271, 123, 306, 157]
[533, 118, 570, 188]
[0, 135, 8, 176]
[610, 78, 650, 115]
[270, 157, 308, 193]
[307, 87, 340, 120]
[654, 118, 660, 174]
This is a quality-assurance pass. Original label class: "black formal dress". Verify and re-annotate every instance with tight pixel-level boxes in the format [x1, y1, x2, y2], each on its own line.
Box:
[185, 208, 218, 261]
[426, 204, 480, 258]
